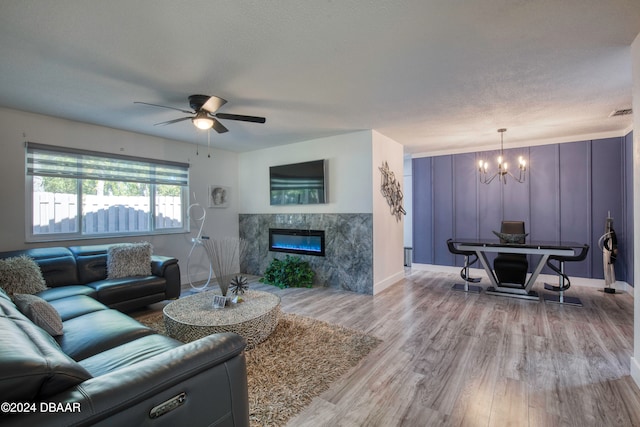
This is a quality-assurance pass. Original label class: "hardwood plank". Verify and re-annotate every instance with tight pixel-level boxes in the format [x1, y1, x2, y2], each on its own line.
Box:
[489, 377, 528, 427]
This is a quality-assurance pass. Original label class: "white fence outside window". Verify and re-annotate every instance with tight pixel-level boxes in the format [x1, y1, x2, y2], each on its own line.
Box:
[33, 192, 182, 235]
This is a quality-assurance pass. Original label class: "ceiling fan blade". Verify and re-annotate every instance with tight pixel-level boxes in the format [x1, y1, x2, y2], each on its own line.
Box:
[211, 118, 229, 134]
[134, 101, 194, 115]
[154, 117, 192, 126]
[201, 96, 227, 113]
[214, 113, 266, 123]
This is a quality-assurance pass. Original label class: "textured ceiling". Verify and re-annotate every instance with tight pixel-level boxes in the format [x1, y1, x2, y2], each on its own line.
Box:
[0, 1, 638, 155]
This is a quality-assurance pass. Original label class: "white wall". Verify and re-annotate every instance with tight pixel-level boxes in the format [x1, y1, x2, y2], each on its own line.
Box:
[372, 131, 405, 293]
[631, 32, 640, 390]
[0, 108, 240, 285]
[238, 131, 373, 214]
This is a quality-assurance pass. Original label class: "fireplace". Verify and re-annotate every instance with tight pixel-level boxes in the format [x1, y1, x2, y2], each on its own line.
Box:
[269, 228, 325, 257]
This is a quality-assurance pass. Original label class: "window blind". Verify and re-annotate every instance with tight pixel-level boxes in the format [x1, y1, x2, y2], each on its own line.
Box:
[26, 142, 189, 186]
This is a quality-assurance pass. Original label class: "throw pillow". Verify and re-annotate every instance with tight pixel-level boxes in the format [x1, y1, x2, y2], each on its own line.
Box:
[13, 293, 64, 336]
[0, 255, 47, 296]
[107, 242, 153, 279]
[492, 230, 529, 244]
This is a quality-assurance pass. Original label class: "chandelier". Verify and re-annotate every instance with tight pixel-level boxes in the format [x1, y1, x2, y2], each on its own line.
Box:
[478, 128, 526, 184]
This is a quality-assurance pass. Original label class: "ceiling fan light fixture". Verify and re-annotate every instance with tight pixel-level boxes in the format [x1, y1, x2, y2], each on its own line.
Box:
[192, 112, 214, 130]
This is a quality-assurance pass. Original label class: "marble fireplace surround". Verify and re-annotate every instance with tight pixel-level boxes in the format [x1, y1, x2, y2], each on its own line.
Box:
[239, 213, 373, 294]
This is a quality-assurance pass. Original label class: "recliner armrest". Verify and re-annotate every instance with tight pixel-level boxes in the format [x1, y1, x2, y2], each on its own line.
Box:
[151, 255, 181, 299]
[150, 255, 178, 277]
[1, 333, 249, 427]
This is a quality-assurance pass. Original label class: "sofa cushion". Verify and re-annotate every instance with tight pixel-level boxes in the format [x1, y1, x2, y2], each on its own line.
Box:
[12, 294, 64, 336]
[0, 303, 91, 400]
[57, 309, 155, 361]
[37, 285, 97, 303]
[87, 276, 167, 306]
[107, 242, 152, 279]
[0, 255, 47, 296]
[79, 334, 182, 377]
[47, 294, 107, 321]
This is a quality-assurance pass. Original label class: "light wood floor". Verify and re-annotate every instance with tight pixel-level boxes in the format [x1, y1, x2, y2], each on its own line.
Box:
[243, 269, 640, 427]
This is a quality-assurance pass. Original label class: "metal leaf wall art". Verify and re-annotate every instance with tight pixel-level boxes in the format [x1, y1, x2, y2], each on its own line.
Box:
[379, 161, 406, 221]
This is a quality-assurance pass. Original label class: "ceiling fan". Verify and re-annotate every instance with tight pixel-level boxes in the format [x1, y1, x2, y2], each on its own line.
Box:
[134, 94, 266, 133]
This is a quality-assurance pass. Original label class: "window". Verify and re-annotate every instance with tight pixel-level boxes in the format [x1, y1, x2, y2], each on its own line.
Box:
[26, 142, 189, 241]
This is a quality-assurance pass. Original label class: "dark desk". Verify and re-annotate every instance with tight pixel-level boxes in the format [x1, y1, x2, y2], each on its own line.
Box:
[450, 239, 587, 300]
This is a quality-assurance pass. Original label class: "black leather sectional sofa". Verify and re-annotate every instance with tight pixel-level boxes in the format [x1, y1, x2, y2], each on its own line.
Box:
[0, 245, 181, 312]
[0, 245, 251, 426]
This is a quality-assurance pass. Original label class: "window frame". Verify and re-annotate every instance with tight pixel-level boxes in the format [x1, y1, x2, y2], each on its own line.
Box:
[25, 142, 190, 242]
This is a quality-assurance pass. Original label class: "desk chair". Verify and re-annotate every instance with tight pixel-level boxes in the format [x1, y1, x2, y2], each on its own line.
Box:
[543, 244, 589, 306]
[493, 221, 529, 286]
[446, 239, 482, 293]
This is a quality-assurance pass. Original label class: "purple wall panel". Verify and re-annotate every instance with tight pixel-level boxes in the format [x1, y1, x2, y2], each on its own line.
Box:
[453, 153, 479, 267]
[453, 153, 478, 238]
[529, 144, 560, 241]
[529, 144, 560, 274]
[591, 138, 623, 280]
[432, 155, 454, 265]
[559, 141, 591, 278]
[412, 157, 433, 264]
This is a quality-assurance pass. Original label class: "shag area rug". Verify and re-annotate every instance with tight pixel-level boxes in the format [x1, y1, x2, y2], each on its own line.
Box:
[135, 310, 381, 426]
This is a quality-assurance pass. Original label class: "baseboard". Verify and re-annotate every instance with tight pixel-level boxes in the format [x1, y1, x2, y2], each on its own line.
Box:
[374, 270, 405, 295]
[181, 271, 215, 288]
[410, 263, 633, 296]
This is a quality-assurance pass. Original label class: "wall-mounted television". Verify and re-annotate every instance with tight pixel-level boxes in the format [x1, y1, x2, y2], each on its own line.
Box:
[270, 159, 327, 205]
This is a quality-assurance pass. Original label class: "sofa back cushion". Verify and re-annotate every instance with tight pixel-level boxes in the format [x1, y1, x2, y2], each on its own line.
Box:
[0, 292, 91, 400]
[69, 245, 111, 284]
[0, 248, 79, 287]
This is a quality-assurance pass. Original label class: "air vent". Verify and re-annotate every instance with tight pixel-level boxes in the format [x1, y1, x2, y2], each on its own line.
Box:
[609, 108, 633, 117]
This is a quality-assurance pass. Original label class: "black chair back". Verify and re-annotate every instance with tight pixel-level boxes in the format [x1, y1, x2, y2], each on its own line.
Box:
[447, 239, 473, 257]
[500, 221, 526, 243]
